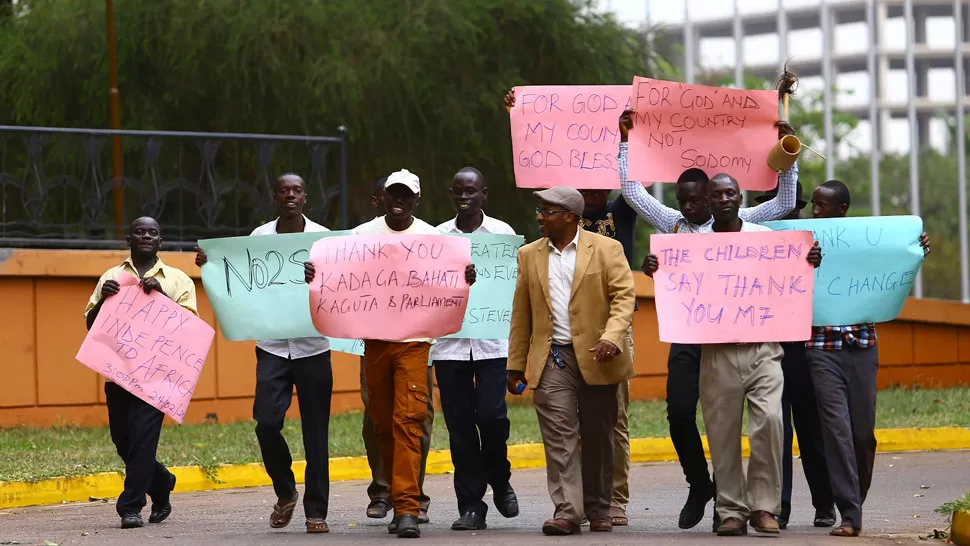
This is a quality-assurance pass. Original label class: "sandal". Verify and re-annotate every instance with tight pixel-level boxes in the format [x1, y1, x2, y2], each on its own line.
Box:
[829, 523, 861, 537]
[269, 493, 299, 529]
[305, 518, 330, 533]
[611, 515, 629, 526]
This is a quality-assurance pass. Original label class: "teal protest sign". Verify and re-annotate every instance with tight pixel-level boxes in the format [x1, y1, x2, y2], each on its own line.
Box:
[764, 216, 924, 326]
[198, 231, 364, 355]
[444, 233, 524, 339]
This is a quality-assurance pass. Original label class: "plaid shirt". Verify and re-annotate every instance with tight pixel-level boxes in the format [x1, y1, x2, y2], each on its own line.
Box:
[806, 323, 878, 351]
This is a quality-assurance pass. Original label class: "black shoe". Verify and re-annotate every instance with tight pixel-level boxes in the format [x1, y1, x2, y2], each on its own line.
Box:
[396, 514, 421, 538]
[149, 503, 171, 524]
[148, 473, 176, 524]
[776, 516, 788, 530]
[679, 483, 714, 530]
[452, 510, 487, 531]
[493, 485, 519, 518]
[121, 512, 144, 529]
[712, 510, 721, 533]
[814, 508, 837, 528]
[367, 498, 391, 519]
[388, 516, 399, 534]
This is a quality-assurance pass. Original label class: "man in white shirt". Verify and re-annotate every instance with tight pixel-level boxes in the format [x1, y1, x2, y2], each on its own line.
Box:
[304, 169, 476, 539]
[360, 177, 435, 523]
[431, 167, 519, 531]
[195, 173, 334, 534]
[644, 174, 822, 537]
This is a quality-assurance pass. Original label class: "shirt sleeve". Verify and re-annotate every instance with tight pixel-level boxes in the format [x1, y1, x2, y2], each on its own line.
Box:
[618, 143, 681, 233]
[83, 269, 117, 318]
[174, 276, 200, 317]
[739, 162, 798, 224]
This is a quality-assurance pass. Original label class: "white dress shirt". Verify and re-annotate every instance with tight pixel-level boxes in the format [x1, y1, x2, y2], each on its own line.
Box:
[352, 215, 441, 343]
[430, 213, 517, 362]
[251, 215, 332, 359]
[548, 229, 581, 344]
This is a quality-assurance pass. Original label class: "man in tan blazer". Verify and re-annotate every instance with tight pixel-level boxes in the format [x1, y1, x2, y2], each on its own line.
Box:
[507, 186, 636, 536]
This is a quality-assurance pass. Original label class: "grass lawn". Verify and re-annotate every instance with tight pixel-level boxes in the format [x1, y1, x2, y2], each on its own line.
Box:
[1, 387, 968, 483]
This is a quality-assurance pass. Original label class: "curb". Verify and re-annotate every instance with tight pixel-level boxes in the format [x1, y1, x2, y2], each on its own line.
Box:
[2, 426, 968, 511]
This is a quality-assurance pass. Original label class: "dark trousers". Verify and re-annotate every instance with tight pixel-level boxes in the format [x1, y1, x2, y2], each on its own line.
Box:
[360, 356, 433, 511]
[806, 345, 879, 529]
[779, 342, 834, 521]
[665, 343, 713, 489]
[105, 382, 174, 517]
[253, 347, 333, 520]
[433, 357, 512, 517]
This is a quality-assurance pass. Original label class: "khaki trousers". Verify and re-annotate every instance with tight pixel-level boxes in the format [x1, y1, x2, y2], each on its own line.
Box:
[610, 327, 634, 511]
[360, 356, 433, 511]
[363, 340, 432, 517]
[699, 342, 784, 522]
[534, 344, 619, 524]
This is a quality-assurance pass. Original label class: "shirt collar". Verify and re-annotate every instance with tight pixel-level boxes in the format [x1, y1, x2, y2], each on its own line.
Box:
[123, 256, 166, 278]
[442, 212, 493, 234]
[269, 215, 312, 233]
[547, 227, 581, 251]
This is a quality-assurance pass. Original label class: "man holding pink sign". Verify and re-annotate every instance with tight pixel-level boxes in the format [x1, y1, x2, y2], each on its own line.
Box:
[644, 175, 821, 537]
[82, 217, 200, 530]
[304, 169, 477, 539]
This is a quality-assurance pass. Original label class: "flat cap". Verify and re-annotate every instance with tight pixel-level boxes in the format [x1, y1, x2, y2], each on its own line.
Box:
[532, 186, 584, 216]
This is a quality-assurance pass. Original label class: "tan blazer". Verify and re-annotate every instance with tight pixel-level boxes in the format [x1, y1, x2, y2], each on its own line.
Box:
[508, 228, 636, 388]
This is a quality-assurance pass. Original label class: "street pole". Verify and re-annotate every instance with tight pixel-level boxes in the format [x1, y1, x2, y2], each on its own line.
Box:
[106, 0, 124, 238]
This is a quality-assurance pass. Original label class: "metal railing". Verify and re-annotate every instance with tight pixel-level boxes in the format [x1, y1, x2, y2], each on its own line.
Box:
[0, 125, 348, 250]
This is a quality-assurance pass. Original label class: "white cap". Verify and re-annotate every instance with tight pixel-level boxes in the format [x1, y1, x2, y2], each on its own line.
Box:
[384, 169, 420, 195]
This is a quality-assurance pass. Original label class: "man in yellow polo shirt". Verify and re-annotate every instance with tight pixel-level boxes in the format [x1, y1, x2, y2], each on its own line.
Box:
[84, 216, 198, 529]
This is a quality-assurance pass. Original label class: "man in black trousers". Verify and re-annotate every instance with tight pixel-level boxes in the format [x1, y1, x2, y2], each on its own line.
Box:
[195, 174, 334, 533]
[755, 182, 836, 529]
[84, 216, 198, 529]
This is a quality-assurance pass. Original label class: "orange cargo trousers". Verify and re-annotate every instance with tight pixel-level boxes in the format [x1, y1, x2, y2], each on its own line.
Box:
[363, 340, 431, 517]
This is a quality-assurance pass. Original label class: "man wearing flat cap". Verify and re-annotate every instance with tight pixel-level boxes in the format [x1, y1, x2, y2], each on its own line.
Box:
[507, 186, 636, 536]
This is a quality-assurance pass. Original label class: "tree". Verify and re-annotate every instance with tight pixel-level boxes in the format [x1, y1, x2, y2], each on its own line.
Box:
[0, 0, 671, 238]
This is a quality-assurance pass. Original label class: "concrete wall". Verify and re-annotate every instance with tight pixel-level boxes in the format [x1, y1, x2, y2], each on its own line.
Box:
[1, 249, 968, 427]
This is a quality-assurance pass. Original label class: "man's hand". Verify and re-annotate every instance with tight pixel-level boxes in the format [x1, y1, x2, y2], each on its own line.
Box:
[504, 89, 515, 113]
[465, 264, 477, 286]
[506, 370, 527, 395]
[304, 262, 316, 284]
[807, 241, 822, 268]
[194, 246, 208, 267]
[641, 253, 659, 277]
[919, 232, 932, 256]
[590, 339, 620, 363]
[619, 109, 635, 143]
[776, 120, 795, 139]
[141, 277, 163, 295]
[100, 279, 120, 299]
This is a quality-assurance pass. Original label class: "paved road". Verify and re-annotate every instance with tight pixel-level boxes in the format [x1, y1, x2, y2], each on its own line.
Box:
[2, 451, 965, 545]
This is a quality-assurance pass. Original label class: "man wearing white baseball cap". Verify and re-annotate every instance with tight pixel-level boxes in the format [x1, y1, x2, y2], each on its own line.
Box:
[306, 169, 476, 539]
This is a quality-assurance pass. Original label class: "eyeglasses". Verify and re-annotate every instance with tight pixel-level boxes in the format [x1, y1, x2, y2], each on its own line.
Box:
[535, 207, 570, 217]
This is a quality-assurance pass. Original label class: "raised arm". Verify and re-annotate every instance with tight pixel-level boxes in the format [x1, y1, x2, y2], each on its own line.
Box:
[738, 161, 798, 223]
[618, 143, 682, 233]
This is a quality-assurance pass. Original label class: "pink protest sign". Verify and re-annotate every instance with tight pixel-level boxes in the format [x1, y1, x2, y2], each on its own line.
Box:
[308, 233, 472, 340]
[75, 273, 215, 424]
[627, 77, 779, 190]
[509, 85, 637, 189]
[650, 230, 815, 344]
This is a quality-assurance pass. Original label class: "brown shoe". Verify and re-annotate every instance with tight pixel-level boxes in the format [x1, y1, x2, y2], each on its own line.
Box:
[830, 523, 861, 537]
[542, 518, 581, 535]
[750, 511, 780, 534]
[305, 519, 329, 533]
[716, 517, 748, 536]
[609, 506, 629, 526]
[589, 518, 613, 532]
